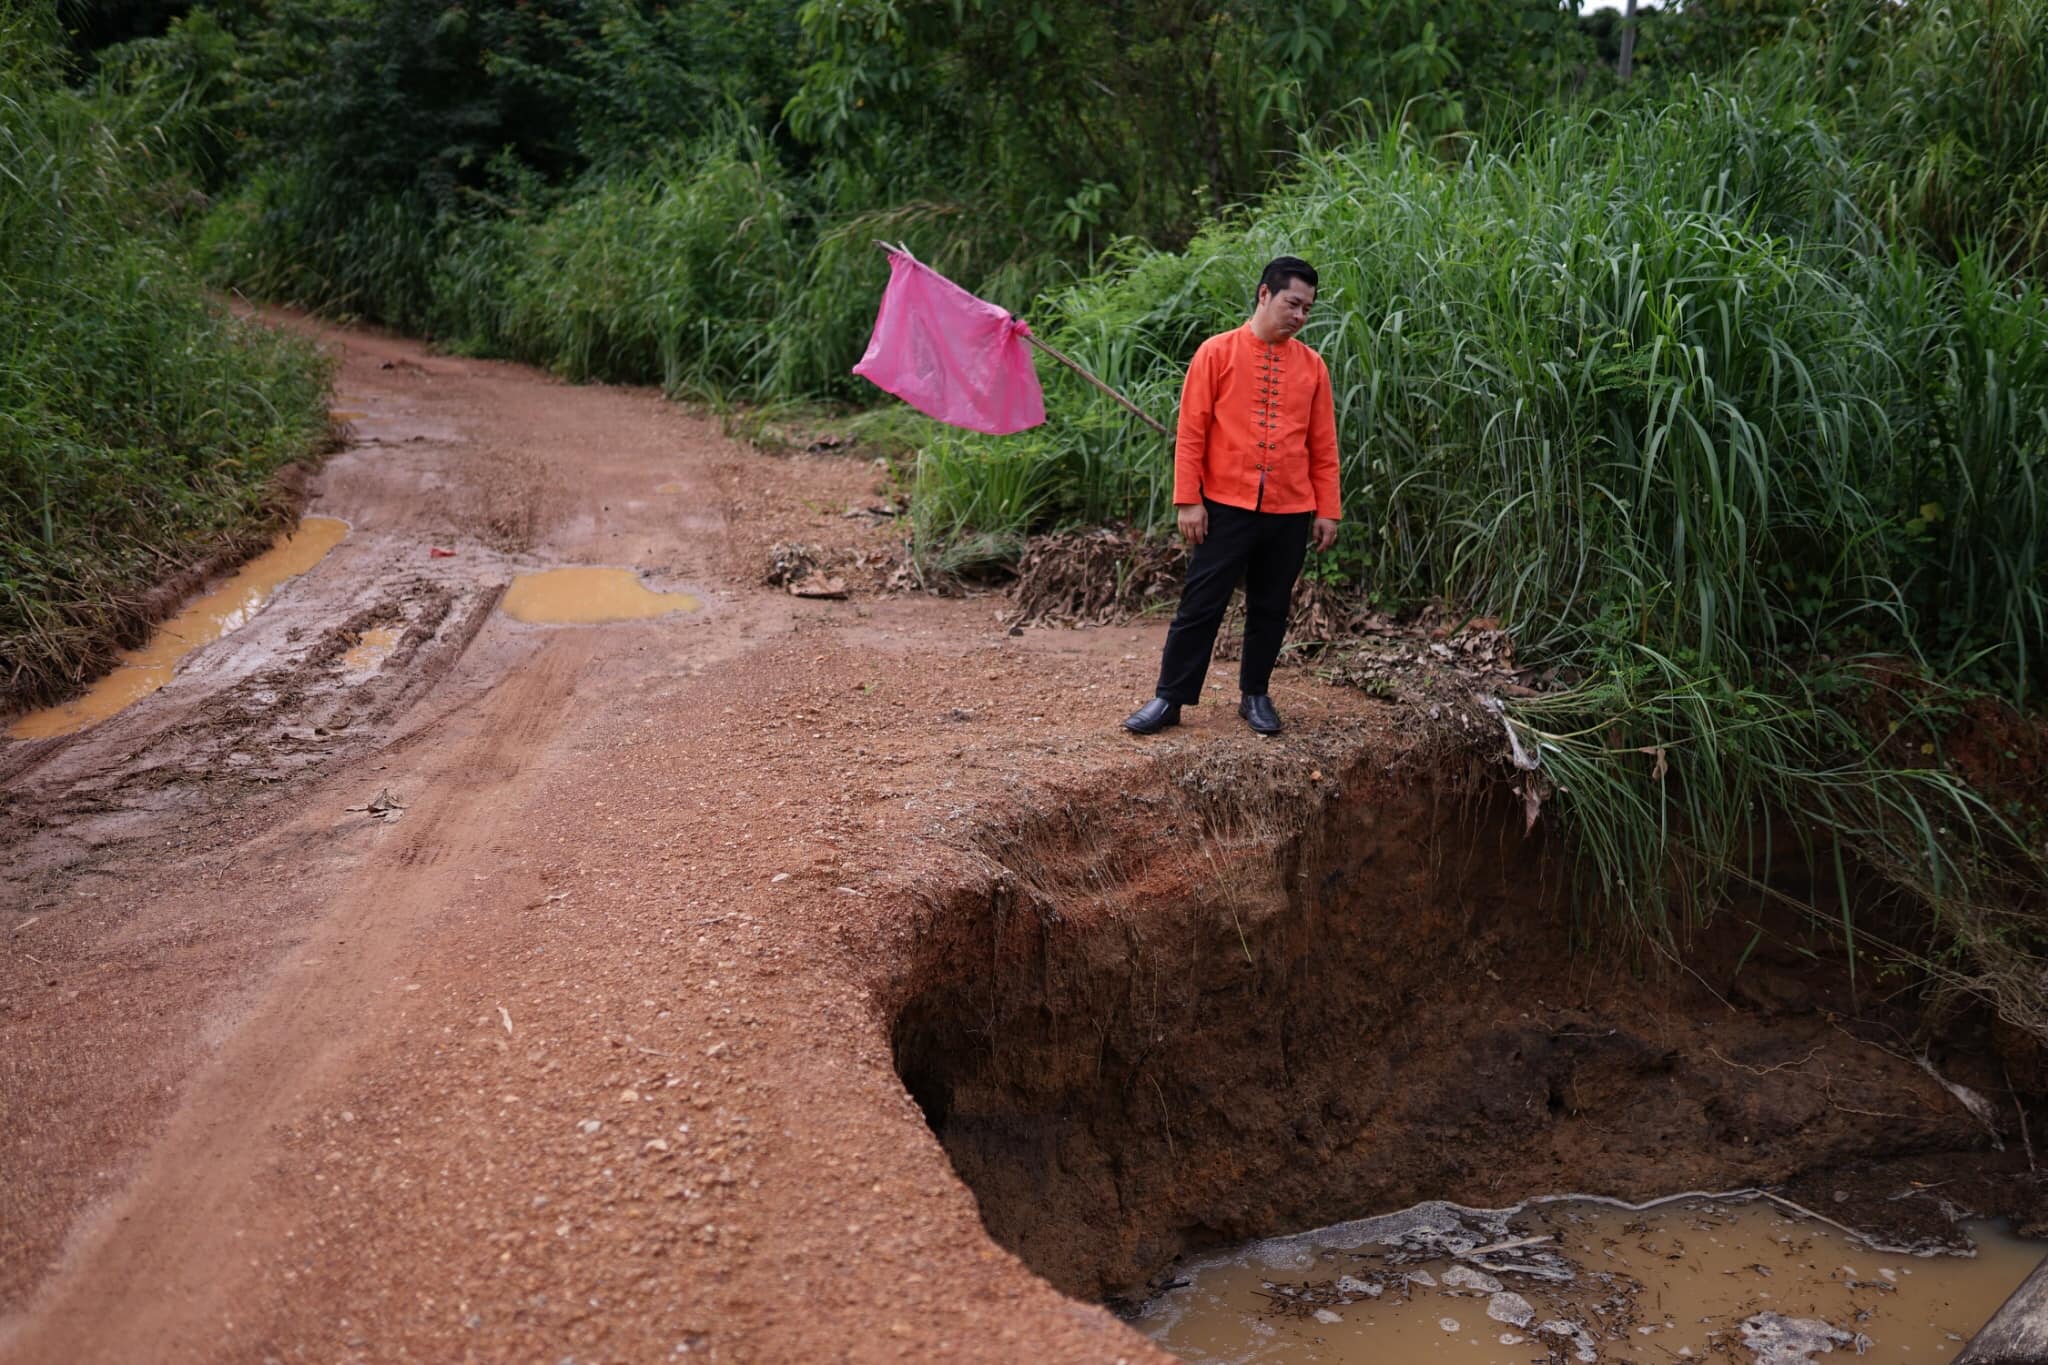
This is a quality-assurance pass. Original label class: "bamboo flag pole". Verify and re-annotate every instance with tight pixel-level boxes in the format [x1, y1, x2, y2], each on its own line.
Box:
[872, 241, 1170, 437]
[1018, 331, 1170, 436]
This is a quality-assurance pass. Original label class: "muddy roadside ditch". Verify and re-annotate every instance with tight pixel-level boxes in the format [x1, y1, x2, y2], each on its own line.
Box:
[876, 723, 2048, 1317]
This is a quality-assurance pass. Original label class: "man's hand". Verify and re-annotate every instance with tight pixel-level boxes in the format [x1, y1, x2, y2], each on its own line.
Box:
[1311, 517, 1340, 553]
[1177, 503, 1208, 546]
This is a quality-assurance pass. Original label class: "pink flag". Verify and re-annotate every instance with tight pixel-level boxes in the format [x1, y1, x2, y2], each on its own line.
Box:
[852, 251, 1045, 435]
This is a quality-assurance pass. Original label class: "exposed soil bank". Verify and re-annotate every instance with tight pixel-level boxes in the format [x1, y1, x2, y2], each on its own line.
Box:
[890, 736, 2044, 1304]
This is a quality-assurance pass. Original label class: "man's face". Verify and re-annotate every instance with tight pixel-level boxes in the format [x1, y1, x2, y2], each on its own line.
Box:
[1256, 278, 1316, 338]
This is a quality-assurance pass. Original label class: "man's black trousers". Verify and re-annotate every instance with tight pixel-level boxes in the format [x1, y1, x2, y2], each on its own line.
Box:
[1155, 499, 1312, 705]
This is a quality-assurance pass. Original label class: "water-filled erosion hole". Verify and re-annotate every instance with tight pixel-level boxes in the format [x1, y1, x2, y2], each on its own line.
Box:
[887, 739, 2038, 1308]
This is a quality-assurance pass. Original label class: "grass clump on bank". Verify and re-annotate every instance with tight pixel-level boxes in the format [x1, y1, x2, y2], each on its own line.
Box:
[931, 81, 2048, 1025]
[1805, 0, 2048, 273]
[0, 15, 331, 714]
[426, 132, 800, 394]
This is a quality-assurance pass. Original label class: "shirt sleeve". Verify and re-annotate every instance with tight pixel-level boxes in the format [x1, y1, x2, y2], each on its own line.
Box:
[1172, 341, 1216, 507]
[1308, 356, 1341, 521]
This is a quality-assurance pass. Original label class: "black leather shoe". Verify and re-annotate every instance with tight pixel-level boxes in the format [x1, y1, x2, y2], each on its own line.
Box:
[1123, 698, 1182, 735]
[1239, 694, 1282, 735]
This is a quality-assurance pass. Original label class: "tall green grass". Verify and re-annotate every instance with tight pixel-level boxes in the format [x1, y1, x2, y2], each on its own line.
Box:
[430, 132, 798, 394]
[928, 84, 2048, 1011]
[195, 168, 449, 332]
[954, 88, 2045, 693]
[1777, 0, 2048, 273]
[0, 13, 330, 711]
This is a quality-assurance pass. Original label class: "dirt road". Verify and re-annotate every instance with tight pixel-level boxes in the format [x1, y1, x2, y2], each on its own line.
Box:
[2, 313, 2025, 1364]
[1, 313, 1243, 1361]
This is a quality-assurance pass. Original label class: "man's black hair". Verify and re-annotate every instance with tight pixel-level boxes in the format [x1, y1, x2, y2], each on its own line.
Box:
[1258, 256, 1318, 303]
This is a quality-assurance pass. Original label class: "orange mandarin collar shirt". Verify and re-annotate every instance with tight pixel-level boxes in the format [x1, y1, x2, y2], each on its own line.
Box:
[1173, 321, 1342, 520]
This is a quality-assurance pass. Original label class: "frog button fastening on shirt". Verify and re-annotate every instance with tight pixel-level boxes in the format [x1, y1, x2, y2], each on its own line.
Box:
[1253, 341, 1283, 510]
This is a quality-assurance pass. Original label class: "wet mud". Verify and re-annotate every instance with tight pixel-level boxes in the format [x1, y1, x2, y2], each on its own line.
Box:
[1138, 1195, 2043, 1362]
[340, 625, 401, 671]
[9, 517, 352, 741]
[0, 568, 500, 904]
[2, 486, 707, 909]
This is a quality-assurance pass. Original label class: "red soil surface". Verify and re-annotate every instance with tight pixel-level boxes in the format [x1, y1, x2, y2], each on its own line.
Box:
[0, 313, 2027, 1364]
[0, 313, 1309, 1363]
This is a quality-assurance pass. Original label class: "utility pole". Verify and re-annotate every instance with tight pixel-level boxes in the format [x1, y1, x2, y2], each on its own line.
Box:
[1618, 0, 1639, 83]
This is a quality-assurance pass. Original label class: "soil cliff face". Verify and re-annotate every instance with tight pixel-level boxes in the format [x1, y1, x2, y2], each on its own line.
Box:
[889, 739, 2013, 1301]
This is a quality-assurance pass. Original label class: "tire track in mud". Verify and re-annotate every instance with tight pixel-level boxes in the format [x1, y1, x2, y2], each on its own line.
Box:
[0, 573, 509, 900]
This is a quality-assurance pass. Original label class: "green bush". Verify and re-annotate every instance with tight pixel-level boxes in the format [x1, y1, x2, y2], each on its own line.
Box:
[195, 167, 449, 330]
[105, 0, 1618, 389]
[449, 132, 799, 394]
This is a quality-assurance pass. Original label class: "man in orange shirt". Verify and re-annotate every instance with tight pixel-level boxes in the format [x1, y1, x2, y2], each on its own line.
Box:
[1124, 256, 1341, 736]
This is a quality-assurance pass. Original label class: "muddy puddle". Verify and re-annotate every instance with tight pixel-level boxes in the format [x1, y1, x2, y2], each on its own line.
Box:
[9, 516, 350, 740]
[1136, 1196, 2044, 1363]
[341, 625, 401, 671]
[499, 567, 700, 625]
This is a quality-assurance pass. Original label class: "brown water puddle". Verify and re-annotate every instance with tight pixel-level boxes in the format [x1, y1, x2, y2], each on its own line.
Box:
[499, 567, 700, 625]
[10, 517, 350, 740]
[341, 626, 401, 671]
[1137, 1196, 2045, 1363]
